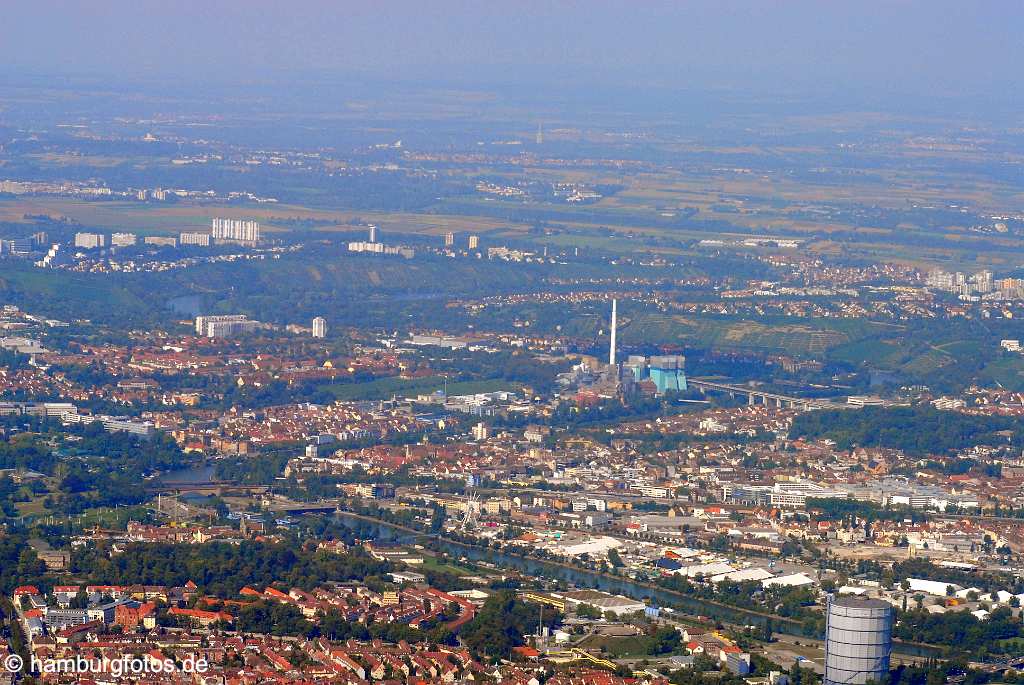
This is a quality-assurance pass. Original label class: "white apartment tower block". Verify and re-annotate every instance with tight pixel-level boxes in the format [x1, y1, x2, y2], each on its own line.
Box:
[211, 218, 260, 243]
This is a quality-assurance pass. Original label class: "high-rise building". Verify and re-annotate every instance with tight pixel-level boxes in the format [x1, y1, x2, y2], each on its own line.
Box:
[824, 596, 893, 685]
[973, 270, 994, 294]
[211, 218, 260, 243]
[472, 422, 490, 441]
[111, 233, 138, 247]
[649, 355, 687, 393]
[368, 225, 379, 243]
[312, 317, 327, 339]
[180, 232, 212, 247]
[444, 231, 455, 247]
[74, 232, 106, 249]
[195, 315, 258, 338]
[468, 235, 479, 250]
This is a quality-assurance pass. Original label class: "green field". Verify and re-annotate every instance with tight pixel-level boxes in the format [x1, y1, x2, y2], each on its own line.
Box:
[419, 555, 479, 577]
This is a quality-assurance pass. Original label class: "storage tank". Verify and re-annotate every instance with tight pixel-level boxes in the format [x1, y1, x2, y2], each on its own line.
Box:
[824, 595, 893, 685]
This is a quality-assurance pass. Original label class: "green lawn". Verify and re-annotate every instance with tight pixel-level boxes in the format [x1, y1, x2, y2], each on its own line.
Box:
[419, 555, 478, 576]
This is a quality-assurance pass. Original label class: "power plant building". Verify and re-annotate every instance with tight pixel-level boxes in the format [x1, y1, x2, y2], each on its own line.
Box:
[649, 355, 687, 392]
[824, 595, 893, 685]
[621, 354, 687, 394]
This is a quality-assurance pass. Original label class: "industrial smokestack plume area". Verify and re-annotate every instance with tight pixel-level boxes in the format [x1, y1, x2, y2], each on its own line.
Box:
[824, 595, 893, 685]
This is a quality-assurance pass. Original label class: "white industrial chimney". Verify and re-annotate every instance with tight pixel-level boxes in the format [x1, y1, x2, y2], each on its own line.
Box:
[609, 298, 617, 367]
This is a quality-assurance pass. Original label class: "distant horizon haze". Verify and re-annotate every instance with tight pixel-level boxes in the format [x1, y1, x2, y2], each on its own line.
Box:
[1, 1, 1022, 104]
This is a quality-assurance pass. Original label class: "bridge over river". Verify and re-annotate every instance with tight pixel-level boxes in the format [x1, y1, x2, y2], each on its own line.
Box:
[687, 378, 850, 410]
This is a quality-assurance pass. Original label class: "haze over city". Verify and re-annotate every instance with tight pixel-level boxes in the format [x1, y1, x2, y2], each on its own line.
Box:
[0, 3, 1022, 685]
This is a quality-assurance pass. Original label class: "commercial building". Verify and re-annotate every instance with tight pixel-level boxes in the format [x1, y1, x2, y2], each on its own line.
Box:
[824, 596, 893, 685]
[312, 316, 327, 339]
[211, 218, 260, 243]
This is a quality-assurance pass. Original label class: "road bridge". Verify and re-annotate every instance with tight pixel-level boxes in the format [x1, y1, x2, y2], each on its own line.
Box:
[145, 482, 269, 496]
[687, 378, 848, 410]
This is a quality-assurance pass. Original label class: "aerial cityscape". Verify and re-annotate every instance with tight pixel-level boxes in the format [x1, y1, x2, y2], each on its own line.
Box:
[0, 2, 1022, 684]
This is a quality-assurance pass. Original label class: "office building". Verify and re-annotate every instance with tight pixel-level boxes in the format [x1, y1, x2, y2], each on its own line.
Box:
[180, 232, 211, 247]
[211, 218, 260, 243]
[98, 416, 156, 437]
[649, 355, 687, 393]
[312, 316, 327, 339]
[195, 315, 259, 338]
[74, 232, 105, 249]
[111, 232, 137, 247]
[824, 596, 892, 685]
[468, 235, 479, 250]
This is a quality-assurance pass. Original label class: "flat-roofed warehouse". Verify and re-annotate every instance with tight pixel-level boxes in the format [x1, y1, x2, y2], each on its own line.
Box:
[556, 590, 646, 616]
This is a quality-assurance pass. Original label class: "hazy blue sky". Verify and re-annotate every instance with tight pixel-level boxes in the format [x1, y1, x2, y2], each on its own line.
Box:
[2, 1, 1022, 98]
